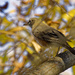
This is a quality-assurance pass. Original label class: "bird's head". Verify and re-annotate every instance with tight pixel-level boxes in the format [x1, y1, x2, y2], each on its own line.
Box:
[24, 18, 39, 28]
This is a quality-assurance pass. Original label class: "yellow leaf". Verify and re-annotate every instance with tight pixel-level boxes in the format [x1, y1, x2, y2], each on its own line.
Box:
[43, 21, 47, 25]
[2, 17, 12, 26]
[64, 0, 69, 3]
[19, 43, 26, 50]
[58, 29, 66, 35]
[0, 34, 14, 43]
[62, 9, 75, 22]
[72, 66, 75, 75]
[0, 30, 15, 35]
[32, 41, 41, 52]
[13, 61, 24, 73]
[67, 41, 74, 48]
[26, 47, 34, 54]
[13, 56, 27, 73]
[9, 27, 24, 32]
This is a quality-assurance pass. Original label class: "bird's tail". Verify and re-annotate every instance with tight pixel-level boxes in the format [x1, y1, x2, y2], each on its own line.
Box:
[64, 42, 75, 55]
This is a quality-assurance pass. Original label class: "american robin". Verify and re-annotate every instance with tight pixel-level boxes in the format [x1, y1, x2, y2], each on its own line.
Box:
[24, 18, 75, 55]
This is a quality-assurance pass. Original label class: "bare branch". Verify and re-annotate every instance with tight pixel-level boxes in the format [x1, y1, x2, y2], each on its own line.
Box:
[25, 51, 75, 75]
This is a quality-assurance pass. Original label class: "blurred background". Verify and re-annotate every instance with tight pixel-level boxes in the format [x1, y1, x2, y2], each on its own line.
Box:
[0, 0, 75, 75]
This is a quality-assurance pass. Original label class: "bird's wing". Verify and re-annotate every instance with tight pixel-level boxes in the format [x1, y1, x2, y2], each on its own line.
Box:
[35, 27, 68, 43]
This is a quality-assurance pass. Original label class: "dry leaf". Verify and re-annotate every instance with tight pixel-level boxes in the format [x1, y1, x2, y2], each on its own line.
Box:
[32, 41, 41, 52]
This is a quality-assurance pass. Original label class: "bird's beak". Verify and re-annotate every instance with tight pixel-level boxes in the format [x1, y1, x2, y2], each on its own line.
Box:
[23, 22, 28, 26]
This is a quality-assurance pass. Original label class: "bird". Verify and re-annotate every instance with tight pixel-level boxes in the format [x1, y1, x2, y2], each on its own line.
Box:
[24, 18, 75, 55]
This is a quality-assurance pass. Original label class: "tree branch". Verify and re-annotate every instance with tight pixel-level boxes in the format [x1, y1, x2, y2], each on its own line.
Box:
[26, 51, 75, 75]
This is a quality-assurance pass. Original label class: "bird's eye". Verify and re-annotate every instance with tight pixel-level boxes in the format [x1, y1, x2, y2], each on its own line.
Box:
[32, 20, 33, 21]
[29, 20, 31, 22]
